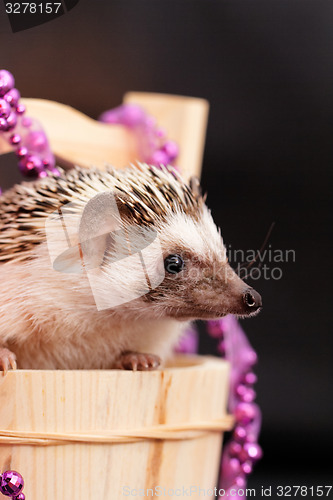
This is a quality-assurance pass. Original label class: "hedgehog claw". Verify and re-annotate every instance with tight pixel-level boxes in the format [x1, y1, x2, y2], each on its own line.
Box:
[0, 347, 17, 376]
[115, 351, 161, 371]
[10, 357, 17, 371]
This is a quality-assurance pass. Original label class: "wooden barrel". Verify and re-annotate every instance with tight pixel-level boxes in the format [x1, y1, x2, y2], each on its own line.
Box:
[0, 355, 231, 499]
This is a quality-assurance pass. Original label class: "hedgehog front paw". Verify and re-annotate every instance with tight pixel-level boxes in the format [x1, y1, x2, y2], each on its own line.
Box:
[0, 347, 17, 375]
[115, 351, 161, 371]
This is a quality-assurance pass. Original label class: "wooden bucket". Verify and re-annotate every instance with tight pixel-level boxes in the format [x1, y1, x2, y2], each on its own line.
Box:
[0, 92, 231, 498]
[0, 355, 232, 499]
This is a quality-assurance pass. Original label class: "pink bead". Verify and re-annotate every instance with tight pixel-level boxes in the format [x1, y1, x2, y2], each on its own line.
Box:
[6, 111, 17, 130]
[235, 384, 247, 397]
[0, 117, 8, 131]
[121, 104, 145, 127]
[238, 442, 262, 463]
[10, 134, 21, 146]
[241, 387, 256, 403]
[21, 116, 32, 127]
[0, 70, 15, 97]
[245, 350, 258, 367]
[19, 155, 43, 178]
[163, 140, 179, 161]
[16, 494, 25, 500]
[17, 146, 28, 157]
[156, 127, 166, 138]
[229, 441, 242, 457]
[42, 153, 56, 169]
[238, 446, 248, 463]
[242, 461, 253, 475]
[0, 470, 24, 496]
[233, 425, 247, 443]
[150, 149, 169, 166]
[228, 457, 241, 475]
[25, 130, 48, 153]
[234, 475, 246, 488]
[0, 98, 11, 118]
[243, 371, 257, 385]
[16, 104, 26, 115]
[243, 442, 263, 461]
[4, 88, 20, 107]
[234, 402, 256, 425]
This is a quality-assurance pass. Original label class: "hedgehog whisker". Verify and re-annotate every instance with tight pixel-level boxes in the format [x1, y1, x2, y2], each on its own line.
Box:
[241, 263, 263, 281]
[238, 222, 275, 271]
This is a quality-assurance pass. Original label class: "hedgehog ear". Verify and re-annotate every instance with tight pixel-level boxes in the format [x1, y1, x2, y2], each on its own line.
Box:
[52, 190, 128, 274]
[78, 190, 129, 270]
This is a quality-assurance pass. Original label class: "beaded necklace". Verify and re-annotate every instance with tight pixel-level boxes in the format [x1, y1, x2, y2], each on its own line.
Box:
[0, 69, 262, 500]
[0, 69, 58, 186]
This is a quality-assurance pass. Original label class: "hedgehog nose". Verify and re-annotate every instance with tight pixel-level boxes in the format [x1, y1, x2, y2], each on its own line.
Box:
[243, 288, 262, 311]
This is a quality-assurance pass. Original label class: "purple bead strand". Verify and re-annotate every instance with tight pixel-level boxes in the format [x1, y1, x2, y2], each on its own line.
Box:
[207, 316, 262, 499]
[1, 72, 179, 197]
[99, 104, 179, 168]
[0, 69, 58, 187]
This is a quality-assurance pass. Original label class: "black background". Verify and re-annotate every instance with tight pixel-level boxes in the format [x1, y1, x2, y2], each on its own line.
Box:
[0, 0, 332, 491]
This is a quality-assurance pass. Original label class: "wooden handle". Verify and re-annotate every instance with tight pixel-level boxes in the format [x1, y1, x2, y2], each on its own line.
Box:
[0, 93, 209, 180]
[21, 98, 136, 169]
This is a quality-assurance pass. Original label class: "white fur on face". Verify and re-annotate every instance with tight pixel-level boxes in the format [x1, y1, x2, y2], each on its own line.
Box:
[158, 208, 227, 264]
[87, 206, 228, 316]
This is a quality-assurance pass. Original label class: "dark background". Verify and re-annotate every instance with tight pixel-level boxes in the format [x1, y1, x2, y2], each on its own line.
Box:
[1, 0, 332, 492]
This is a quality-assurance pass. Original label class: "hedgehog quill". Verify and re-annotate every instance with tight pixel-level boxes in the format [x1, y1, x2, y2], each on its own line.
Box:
[0, 164, 262, 372]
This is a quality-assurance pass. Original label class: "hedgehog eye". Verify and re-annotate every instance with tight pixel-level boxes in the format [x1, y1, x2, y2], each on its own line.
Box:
[164, 254, 185, 274]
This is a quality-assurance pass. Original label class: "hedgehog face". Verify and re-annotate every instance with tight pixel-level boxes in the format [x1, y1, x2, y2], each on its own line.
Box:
[72, 170, 262, 321]
[138, 208, 262, 321]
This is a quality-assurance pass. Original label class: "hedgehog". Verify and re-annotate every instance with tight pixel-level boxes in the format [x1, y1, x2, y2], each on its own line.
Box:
[0, 164, 262, 372]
